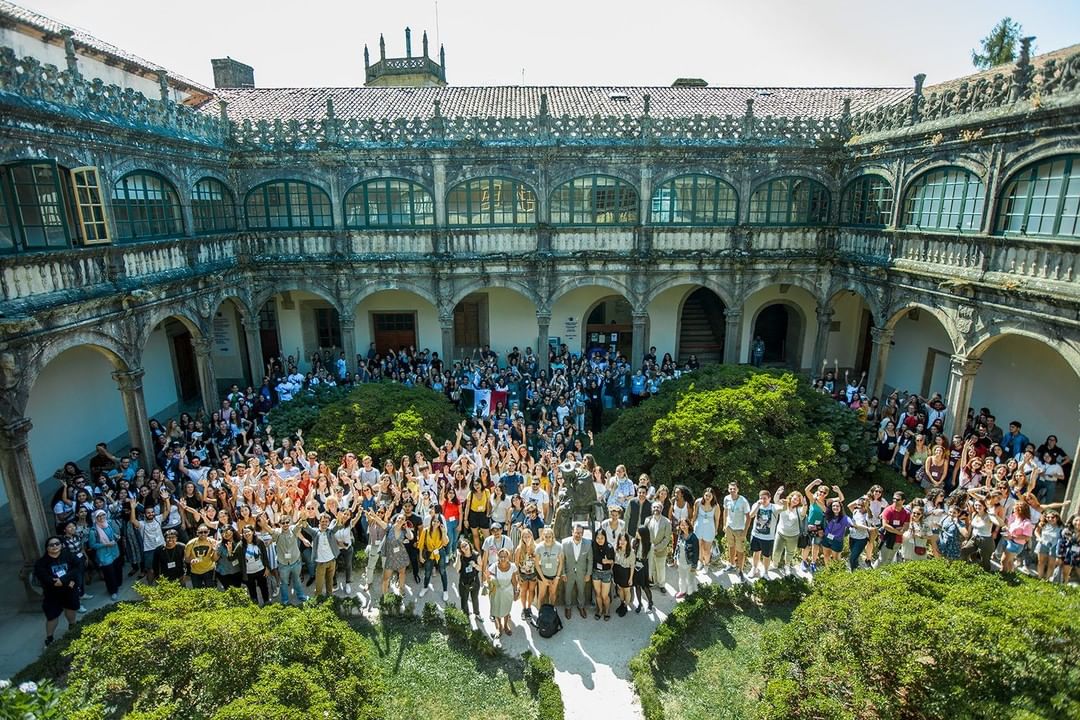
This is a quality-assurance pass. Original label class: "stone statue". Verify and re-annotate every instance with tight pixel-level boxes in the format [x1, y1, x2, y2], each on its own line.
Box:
[551, 460, 604, 540]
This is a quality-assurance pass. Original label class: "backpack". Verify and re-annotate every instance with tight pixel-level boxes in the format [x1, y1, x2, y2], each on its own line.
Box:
[535, 603, 563, 638]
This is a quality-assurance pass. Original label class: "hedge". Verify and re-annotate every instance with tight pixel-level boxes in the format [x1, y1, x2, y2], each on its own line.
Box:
[593, 365, 873, 497]
[758, 561, 1080, 720]
[629, 576, 812, 720]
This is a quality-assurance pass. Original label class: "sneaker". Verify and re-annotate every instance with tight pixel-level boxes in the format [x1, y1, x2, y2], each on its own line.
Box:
[346, 583, 352, 594]
[675, 592, 687, 600]
[419, 587, 429, 597]
[801, 560, 810, 571]
[657, 586, 667, 595]
[82, 593, 95, 600]
[78, 605, 87, 613]
[442, 591, 448, 602]
[44, 636, 54, 647]
[809, 562, 817, 573]
[110, 593, 118, 601]
[738, 571, 745, 581]
[634, 604, 641, 614]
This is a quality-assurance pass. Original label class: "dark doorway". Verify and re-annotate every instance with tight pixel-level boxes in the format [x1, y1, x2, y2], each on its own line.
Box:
[678, 288, 726, 364]
[453, 294, 488, 357]
[258, 301, 280, 367]
[754, 303, 803, 368]
[373, 312, 417, 355]
[171, 331, 200, 401]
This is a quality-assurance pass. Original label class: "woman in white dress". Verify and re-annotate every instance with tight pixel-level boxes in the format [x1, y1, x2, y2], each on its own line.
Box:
[485, 547, 519, 638]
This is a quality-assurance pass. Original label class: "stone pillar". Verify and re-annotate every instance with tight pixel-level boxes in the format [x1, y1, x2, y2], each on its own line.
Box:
[944, 355, 981, 439]
[723, 308, 742, 364]
[113, 368, 157, 469]
[192, 338, 219, 416]
[439, 312, 455, 364]
[432, 154, 447, 227]
[339, 312, 357, 374]
[867, 327, 895, 400]
[631, 311, 649, 367]
[811, 303, 835, 377]
[0, 417, 52, 594]
[1065, 432, 1080, 515]
[241, 317, 263, 386]
[536, 312, 551, 372]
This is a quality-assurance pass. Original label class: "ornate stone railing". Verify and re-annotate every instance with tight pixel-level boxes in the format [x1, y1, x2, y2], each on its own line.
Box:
[0, 48, 229, 146]
[849, 44, 1080, 138]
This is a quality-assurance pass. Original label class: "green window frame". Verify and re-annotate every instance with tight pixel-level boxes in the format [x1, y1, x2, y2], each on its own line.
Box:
[996, 155, 1080, 239]
[550, 175, 638, 225]
[192, 177, 237, 234]
[840, 175, 894, 227]
[748, 177, 830, 225]
[343, 178, 434, 228]
[902, 167, 985, 233]
[447, 177, 537, 226]
[650, 174, 738, 225]
[112, 171, 184, 241]
[0, 160, 73, 252]
[245, 180, 333, 230]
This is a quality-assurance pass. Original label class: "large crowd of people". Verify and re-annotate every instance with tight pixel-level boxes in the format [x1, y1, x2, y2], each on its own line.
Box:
[33, 344, 1076, 647]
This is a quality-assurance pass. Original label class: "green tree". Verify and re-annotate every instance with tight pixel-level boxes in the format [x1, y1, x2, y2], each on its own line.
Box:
[971, 17, 1023, 69]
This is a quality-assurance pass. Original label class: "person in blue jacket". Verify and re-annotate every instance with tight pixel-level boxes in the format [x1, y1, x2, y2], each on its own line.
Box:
[674, 518, 699, 599]
[87, 509, 123, 601]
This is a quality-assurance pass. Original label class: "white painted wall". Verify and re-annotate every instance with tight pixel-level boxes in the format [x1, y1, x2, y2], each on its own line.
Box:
[17, 346, 127, 505]
[646, 285, 690, 358]
[209, 302, 246, 385]
[550, 286, 625, 355]
[741, 285, 817, 369]
[0, 27, 195, 103]
[826, 292, 869, 370]
[484, 288, 538, 357]
[143, 325, 181, 421]
[353, 290, 440, 356]
[970, 335, 1080, 454]
[883, 311, 953, 397]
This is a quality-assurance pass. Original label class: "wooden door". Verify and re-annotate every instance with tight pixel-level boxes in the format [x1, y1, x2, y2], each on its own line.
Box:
[172, 331, 200, 401]
[373, 313, 417, 355]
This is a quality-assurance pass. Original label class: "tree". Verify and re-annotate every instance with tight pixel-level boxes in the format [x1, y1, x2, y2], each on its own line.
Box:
[971, 17, 1023, 69]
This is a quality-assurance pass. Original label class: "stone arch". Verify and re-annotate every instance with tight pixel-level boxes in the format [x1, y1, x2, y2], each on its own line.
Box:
[340, 167, 433, 191]
[650, 169, 741, 191]
[643, 275, 736, 310]
[106, 157, 186, 193]
[236, 170, 334, 198]
[968, 325, 1080, 380]
[253, 281, 344, 318]
[748, 168, 838, 195]
[136, 304, 206, 351]
[445, 165, 540, 188]
[997, 142, 1080, 187]
[548, 274, 638, 311]
[348, 279, 438, 314]
[882, 301, 964, 353]
[825, 277, 886, 324]
[839, 164, 896, 188]
[449, 276, 541, 309]
[0, 146, 94, 171]
[740, 273, 825, 309]
[547, 167, 640, 192]
[898, 157, 988, 204]
[15, 331, 134, 418]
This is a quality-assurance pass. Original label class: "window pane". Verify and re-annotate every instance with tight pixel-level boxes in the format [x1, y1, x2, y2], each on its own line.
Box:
[112, 172, 182, 240]
[193, 178, 236, 233]
[10, 163, 69, 248]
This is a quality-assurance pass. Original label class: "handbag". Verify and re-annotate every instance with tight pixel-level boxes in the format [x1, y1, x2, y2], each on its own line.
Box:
[913, 545, 927, 556]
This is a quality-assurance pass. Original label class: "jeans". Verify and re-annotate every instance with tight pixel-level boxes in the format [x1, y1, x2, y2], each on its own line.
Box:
[101, 557, 123, 595]
[191, 571, 216, 589]
[459, 578, 480, 615]
[848, 537, 868, 571]
[422, 552, 448, 591]
[336, 546, 354, 585]
[246, 573, 270, 604]
[279, 560, 307, 604]
[446, 519, 459, 557]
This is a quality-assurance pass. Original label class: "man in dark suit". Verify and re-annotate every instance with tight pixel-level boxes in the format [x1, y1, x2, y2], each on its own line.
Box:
[626, 485, 652, 536]
[561, 523, 591, 619]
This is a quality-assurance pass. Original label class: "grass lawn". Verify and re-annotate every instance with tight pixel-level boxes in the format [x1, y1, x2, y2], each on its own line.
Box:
[653, 603, 795, 720]
[351, 615, 537, 720]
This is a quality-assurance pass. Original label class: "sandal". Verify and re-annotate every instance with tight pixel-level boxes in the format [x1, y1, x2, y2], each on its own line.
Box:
[604, 614, 611, 621]
[595, 612, 601, 620]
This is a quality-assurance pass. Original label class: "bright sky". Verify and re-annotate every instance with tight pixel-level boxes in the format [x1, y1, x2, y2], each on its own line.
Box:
[14, 0, 1080, 88]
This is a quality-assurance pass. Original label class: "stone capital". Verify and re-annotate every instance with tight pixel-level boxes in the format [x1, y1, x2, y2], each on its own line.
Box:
[0, 416, 32, 451]
[949, 354, 981, 377]
[724, 308, 743, 321]
[191, 338, 212, 357]
[438, 313, 454, 327]
[870, 327, 895, 344]
[535, 312, 552, 326]
[112, 368, 146, 392]
[631, 311, 649, 324]
[815, 304, 835, 320]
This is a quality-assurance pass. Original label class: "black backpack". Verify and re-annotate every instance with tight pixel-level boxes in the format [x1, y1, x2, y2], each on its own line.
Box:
[535, 603, 563, 638]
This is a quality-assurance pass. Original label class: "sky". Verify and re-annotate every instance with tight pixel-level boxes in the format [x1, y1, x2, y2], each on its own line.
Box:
[13, 0, 1080, 88]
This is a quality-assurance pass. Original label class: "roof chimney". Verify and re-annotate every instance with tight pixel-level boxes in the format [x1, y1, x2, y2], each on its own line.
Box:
[211, 57, 254, 89]
[672, 78, 708, 87]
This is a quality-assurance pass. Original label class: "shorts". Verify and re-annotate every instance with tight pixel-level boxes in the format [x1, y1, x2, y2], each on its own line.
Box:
[142, 548, 158, 570]
[520, 570, 538, 582]
[467, 510, 490, 530]
[42, 590, 79, 620]
[1034, 541, 1057, 557]
[724, 527, 747, 546]
[593, 568, 613, 584]
[750, 536, 774, 557]
[1003, 539, 1025, 555]
[824, 535, 845, 553]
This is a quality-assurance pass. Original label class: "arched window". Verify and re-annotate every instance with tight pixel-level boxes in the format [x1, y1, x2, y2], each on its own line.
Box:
[343, 179, 434, 228]
[192, 178, 237, 234]
[0, 160, 74, 251]
[902, 167, 985, 233]
[840, 175, 894, 227]
[551, 175, 638, 225]
[748, 177, 830, 225]
[650, 175, 737, 225]
[996, 155, 1080, 239]
[112, 171, 184, 240]
[245, 180, 332, 230]
[447, 177, 537, 226]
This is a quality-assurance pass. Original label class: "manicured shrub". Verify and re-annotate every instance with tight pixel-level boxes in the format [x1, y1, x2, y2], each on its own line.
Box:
[593, 365, 873, 496]
[56, 584, 385, 720]
[0, 679, 63, 720]
[523, 653, 565, 720]
[264, 384, 350, 438]
[758, 561, 1080, 720]
[303, 383, 464, 464]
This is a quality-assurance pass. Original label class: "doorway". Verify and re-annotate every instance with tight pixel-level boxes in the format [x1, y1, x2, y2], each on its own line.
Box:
[171, 331, 199, 402]
[753, 303, 803, 368]
[372, 312, 417, 355]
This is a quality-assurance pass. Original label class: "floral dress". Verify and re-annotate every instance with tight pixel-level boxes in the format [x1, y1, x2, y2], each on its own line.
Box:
[938, 516, 965, 559]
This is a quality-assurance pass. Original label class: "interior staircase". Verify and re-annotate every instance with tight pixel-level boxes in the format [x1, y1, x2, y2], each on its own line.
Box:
[678, 289, 726, 364]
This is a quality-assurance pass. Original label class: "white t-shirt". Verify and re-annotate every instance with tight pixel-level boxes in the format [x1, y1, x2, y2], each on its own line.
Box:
[724, 495, 752, 531]
[521, 487, 549, 510]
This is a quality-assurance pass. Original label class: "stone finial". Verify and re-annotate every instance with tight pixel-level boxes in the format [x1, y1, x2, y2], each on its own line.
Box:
[643, 93, 651, 116]
[326, 96, 335, 119]
[440, 44, 446, 72]
[913, 73, 926, 97]
[1011, 36, 1036, 101]
[158, 71, 169, 102]
[60, 28, 79, 76]
[745, 97, 754, 116]
[405, 27, 412, 58]
[379, 34, 386, 61]
[364, 44, 370, 68]
[218, 99, 229, 123]
[423, 31, 429, 58]
[539, 92, 549, 118]
[433, 98, 442, 118]
[1019, 36, 1035, 66]
[911, 73, 926, 125]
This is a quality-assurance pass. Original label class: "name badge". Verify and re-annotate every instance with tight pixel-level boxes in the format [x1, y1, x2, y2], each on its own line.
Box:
[167, 562, 176, 569]
[54, 567, 67, 578]
[826, 534, 835, 541]
[231, 559, 239, 567]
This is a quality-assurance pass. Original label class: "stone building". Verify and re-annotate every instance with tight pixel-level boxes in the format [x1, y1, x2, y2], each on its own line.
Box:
[0, 0, 1078, 581]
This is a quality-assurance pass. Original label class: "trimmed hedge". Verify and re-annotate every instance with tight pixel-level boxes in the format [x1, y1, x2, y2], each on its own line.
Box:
[629, 576, 811, 720]
[523, 652, 565, 720]
[758, 561, 1080, 720]
[594, 365, 873, 496]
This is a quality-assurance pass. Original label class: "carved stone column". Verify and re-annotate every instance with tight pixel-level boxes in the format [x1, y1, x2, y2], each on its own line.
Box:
[241, 317, 263, 386]
[723, 308, 743, 365]
[1066, 430, 1080, 516]
[867, 327, 895, 400]
[439, 312, 455, 365]
[0, 417, 52, 596]
[631, 311, 649, 367]
[944, 355, 981, 439]
[432, 153, 447, 227]
[339, 312, 357, 375]
[191, 338, 219, 416]
[113, 368, 157, 470]
[811, 303, 835, 376]
[536, 312, 551, 372]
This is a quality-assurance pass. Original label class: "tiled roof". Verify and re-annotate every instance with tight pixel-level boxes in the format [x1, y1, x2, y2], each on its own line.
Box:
[205, 85, 911, 122]
[924, 43, 1080, 93]
[0, 0, 211, 96]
